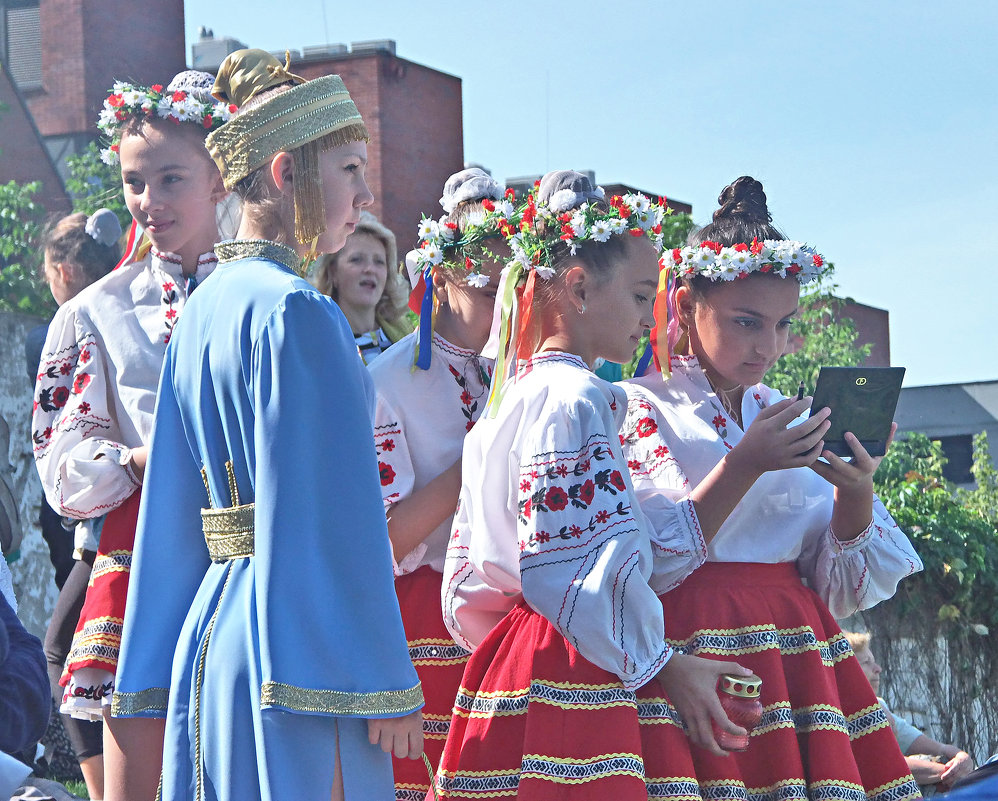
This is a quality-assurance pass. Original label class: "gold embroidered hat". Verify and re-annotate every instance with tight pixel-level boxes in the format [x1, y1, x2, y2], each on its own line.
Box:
[206, 48, 369, 244]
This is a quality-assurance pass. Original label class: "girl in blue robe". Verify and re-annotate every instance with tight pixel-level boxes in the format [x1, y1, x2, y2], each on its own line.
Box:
[110, 49, 423, 801]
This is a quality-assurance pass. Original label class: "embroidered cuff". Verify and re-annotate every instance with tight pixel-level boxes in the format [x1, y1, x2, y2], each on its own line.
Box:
[111, 687, 169, 718]
[827, 518, 876, 553]
[623, 641, 673, 691]
[260, 680, 424, 717]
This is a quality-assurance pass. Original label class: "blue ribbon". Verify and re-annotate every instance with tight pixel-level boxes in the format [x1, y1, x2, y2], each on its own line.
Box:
[633, 341, 653, 378]
[415, 267, 434, 370]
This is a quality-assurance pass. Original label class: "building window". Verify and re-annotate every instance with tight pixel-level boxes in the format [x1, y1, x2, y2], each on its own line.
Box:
[935, 434, 974, 485]
[1, 0, 42, 91]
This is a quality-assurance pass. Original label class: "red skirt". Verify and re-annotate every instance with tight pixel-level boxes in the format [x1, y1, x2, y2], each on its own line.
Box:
[393, 566, 469, 801]
[435, 562, 922, 801]
[61, 490, 140, 683]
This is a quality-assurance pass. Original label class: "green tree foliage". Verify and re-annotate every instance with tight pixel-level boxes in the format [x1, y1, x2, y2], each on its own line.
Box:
[873, 432, 998, 631]
[766, 270, 871, 397]
[64, 142, 129, 230]
[0, 180, 53, 316]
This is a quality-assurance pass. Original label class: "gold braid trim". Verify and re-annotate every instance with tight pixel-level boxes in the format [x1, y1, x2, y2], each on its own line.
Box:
[215, 240, 301, 273]
[201, 504, 255, 562]
[111, 687, 170, 717]
[260, 680, 423, 716]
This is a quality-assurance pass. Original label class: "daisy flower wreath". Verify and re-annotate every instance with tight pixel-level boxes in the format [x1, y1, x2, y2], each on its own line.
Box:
[410, 186, 521, 288]
[97, 81, 236, 165]
[669, 238, 828, 284]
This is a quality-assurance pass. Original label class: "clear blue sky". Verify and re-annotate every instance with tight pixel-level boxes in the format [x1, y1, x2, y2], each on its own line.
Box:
[184, 0, 997, 387]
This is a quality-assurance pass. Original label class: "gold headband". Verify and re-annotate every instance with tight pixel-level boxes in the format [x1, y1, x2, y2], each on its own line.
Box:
[205, 49, 369, 244]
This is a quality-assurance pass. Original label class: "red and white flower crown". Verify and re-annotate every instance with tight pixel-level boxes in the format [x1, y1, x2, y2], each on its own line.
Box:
[507, 187, 671, 279]
[669, 238, 827, 284]
[97, 80, 236, 165]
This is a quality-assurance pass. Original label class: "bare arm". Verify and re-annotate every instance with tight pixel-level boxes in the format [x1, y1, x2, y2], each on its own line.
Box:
[386, 459, 462, 562]
[103, 714, 165, 801]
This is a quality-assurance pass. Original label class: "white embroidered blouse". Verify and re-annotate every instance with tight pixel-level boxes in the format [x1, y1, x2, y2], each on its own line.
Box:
[441, 352, 703, 690]
[620, 355, 923, 619]
[369, 331, 494, 574]
[32, 249, 217, 519]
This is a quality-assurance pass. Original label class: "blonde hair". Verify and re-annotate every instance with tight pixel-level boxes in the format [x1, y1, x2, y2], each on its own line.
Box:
[843, 631, 871, 653]
[313, 211, 409, 327]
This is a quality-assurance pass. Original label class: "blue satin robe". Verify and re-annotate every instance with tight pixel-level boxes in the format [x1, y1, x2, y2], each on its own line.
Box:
[114, 243, 422, 801]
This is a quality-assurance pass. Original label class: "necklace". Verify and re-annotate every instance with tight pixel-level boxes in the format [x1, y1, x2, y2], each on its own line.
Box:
[707, 374, 744, 428]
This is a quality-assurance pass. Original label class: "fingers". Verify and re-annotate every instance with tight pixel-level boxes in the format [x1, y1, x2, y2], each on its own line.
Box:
[761, 396, 815, 428]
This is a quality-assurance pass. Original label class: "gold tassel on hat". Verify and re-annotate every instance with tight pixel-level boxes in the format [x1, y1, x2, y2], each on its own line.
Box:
[292, 139, 327, 244]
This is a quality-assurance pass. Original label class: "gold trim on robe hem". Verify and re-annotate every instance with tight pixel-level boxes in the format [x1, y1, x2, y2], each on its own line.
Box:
[201, 503, 256, 562]
[260, 680, 424, 716]
[111, 687, 170, 717]
[215, 240, 301, 273]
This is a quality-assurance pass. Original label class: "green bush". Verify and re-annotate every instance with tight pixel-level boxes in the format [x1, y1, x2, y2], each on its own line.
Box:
[0, 180, 53, 316]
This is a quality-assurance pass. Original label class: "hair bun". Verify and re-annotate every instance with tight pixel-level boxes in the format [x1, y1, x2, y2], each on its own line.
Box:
[538, 170, 605, 214]
[439, 168, 502, 214]
[713, 176, 771, 224]
[84, 208, 122, 247]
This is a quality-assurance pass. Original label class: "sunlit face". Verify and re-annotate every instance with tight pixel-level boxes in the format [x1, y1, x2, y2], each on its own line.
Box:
[583, 236, 659, 364]
[329, 232, 388, 317]
[854, 645, 882, 694]
[314, 140, 375, 254]
[43, 251, 74, 306]
[684, 273, 800, 388]
[118, 120, 222, 266]
[435, 241, 509, 352]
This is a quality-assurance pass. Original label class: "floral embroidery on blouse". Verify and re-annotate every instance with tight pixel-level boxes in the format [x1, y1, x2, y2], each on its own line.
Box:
[373, 421, 403, 504]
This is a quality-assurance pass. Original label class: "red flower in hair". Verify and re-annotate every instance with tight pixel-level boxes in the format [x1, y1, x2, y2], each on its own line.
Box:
[672, 248, 682, 264]
[761, 263, 772, 273]
[651, 224, 662, 235]
[228, 103, 237, 113]
[172, 91, 186, 102]
[202, 115, 214, 129]
[734, 242, 748, 252]
[533, 180, 541, 190]
[618, 204, 631, 218]
[505, 187, 515, 200]
[445, 221, 458, 230]
[658, 195, 668, 206]
[628, 229, 643, 237]
[559, 213, 572, 223]
[788, 264, 802, 275]
[703, 240, 723, 255]
[481, 199, 495, 212]
[115, 110, 127, 121]
[813, 253, 824, 267]
[107, 94, 124, 107]
[750, 237, 763, 255]
[150, 84, 163, 92]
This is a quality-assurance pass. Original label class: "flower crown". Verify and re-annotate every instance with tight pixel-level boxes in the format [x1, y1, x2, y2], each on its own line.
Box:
[670, 238, 827, 284]
[97, 81, 236, 165]
[507, 188, 672, 279]
[411, 187, 521, 287]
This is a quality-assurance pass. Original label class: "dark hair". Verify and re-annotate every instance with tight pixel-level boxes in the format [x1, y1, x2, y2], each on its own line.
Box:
[42, 212, 120, 288]
[683, 175, 786, 298]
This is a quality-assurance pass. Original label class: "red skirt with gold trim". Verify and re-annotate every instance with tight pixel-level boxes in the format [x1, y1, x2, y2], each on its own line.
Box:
[393, 566, 469, 801]
[434, 562, 922, 801]
[59, 490, 140, 720]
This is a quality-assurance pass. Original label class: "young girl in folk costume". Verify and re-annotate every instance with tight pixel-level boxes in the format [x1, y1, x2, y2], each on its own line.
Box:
[31, 64, 229, 755]
[436, 170, 779, 801]
[369, 167, 512, 800]
[620, 176, 924, 800]
[111, 49, 422, 801]
[33, 208, 120, 800]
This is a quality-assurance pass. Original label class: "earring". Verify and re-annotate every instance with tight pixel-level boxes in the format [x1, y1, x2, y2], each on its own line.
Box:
[579, 303, 586, 315]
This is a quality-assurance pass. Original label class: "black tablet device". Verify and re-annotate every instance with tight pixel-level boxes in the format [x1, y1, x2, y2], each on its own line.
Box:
[808, 367, 906, 457]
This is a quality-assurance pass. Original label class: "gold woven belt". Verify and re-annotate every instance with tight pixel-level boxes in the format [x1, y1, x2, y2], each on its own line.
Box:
[201, 503, 255, 562]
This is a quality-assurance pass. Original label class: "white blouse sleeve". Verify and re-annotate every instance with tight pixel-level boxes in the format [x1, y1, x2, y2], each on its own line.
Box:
[31, 305, 140, 518]
[515, 394, 672, 690]
[799, 496, 923, 618]
[619, 389, 708, 593]
[372, 392, 425, 574]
